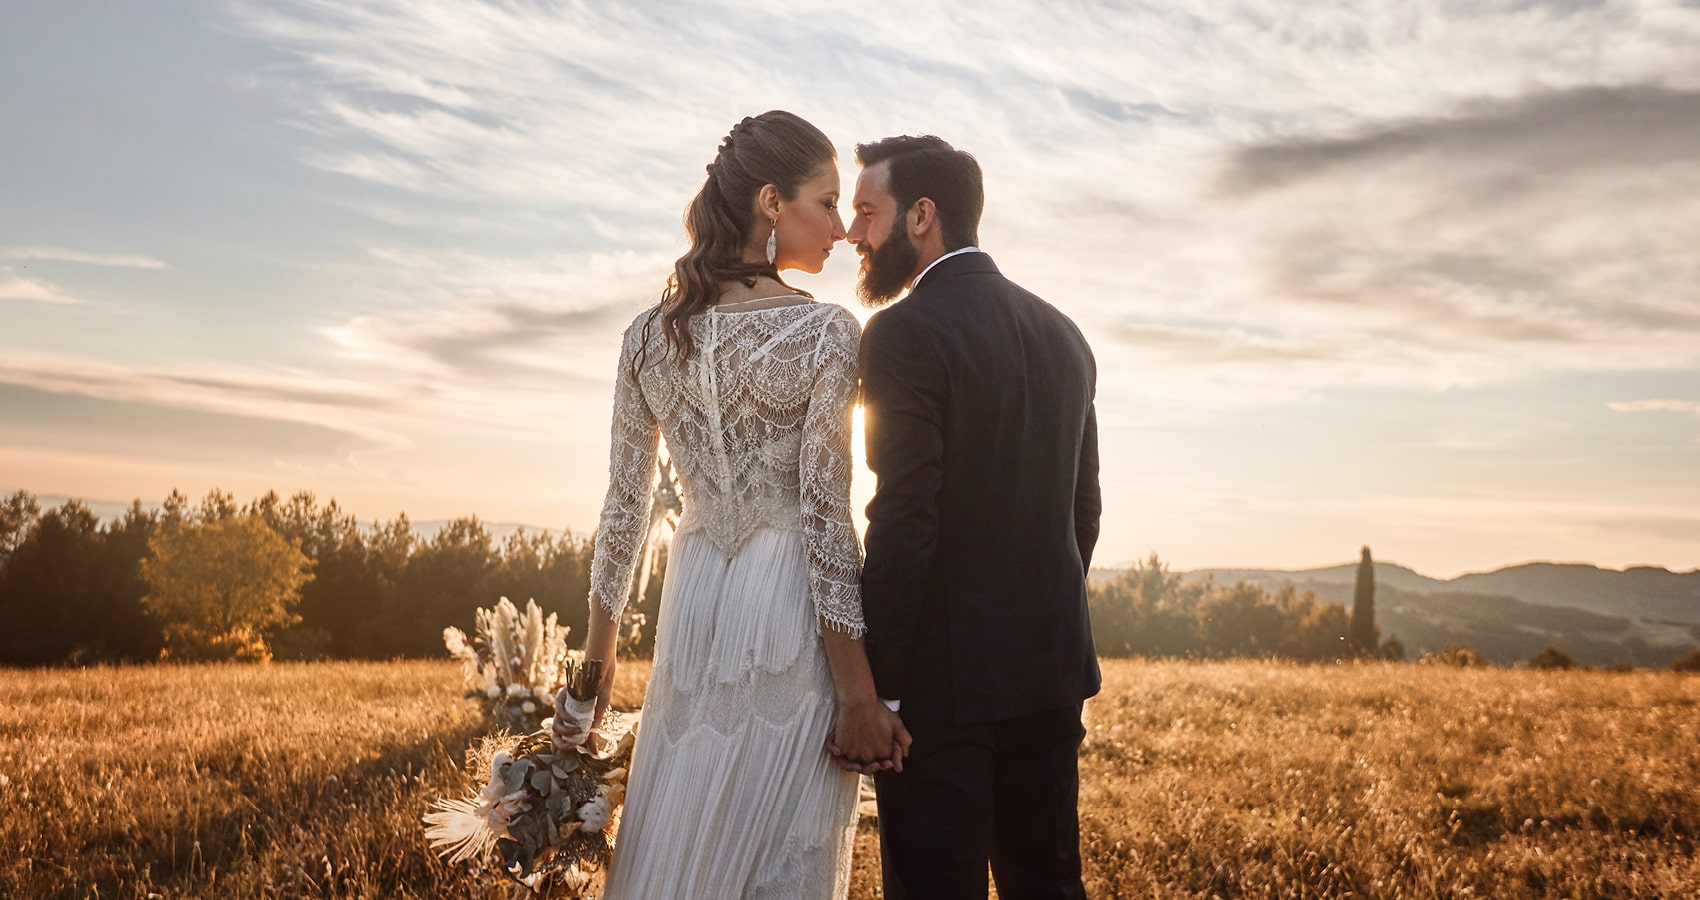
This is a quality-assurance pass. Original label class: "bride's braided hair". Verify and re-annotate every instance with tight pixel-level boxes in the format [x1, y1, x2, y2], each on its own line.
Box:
[635, 111, 835, 374]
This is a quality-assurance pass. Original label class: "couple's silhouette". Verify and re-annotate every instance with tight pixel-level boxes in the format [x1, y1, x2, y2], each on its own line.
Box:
[572, 111, 1099, 899]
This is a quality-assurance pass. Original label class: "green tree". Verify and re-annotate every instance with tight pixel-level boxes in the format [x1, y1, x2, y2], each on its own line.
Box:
[0, 490, 41, 569]
[1350, 545, 1377, 653]
[1087, 554, 1208, 658]
[247, 491, 378, 659]
[489, 528, 598, 652]
[1528, 646, 1576, 670]
[1197, 580, 1286, 657]
[361, 514, 416, 656]
[1421, 643, 1486, 667]
[394, 516, 498, 655]
[0, 501, 103, 665]
[0, 499, 163, 666]
[1086, 568, 1144, 658]
[1289, 600, 1352, 661]
[141, 515, 314, 661]
[88, 501, 166, 662]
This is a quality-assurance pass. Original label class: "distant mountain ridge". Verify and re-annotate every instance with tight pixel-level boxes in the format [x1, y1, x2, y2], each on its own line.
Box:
[1451, 563, 1700, 626]
[1172, 560, 1700, 666]
[1193, 562, 1450, 596]
[1186, 560, 1700, 625]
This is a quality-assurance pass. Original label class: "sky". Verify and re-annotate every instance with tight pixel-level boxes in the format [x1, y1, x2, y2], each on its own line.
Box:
[3, 0, 1699, 578]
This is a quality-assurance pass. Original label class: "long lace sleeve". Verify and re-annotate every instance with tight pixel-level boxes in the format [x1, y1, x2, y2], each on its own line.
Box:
[588, 319, 661, 621]
[799, 307, 866, 637]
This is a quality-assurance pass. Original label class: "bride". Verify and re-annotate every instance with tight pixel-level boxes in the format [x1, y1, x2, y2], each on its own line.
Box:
[568, 111, 909, 898]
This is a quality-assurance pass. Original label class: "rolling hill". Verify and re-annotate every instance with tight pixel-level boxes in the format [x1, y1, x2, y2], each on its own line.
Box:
[1179, 561, 1700, 665]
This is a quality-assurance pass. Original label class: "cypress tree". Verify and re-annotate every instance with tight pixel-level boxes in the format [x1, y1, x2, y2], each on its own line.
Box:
[1350, 545, 1376, 652]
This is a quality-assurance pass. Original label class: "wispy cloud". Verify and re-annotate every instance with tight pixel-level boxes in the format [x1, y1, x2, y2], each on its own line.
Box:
[1096, 82, 1700, 406]
[0, 383, 391, 466]
[0, 353, 410, 454]
[0, 246, 169, 269]
[0, 267, 86, 304]
[225, 0, 1700, 412]
[1609, 399, 1700, 416]
[317, 245, 669, 387]
[1221, 86, 1700, 194]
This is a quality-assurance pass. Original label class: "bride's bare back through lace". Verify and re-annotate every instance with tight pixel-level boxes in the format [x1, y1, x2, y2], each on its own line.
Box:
[589, 298, 865, 636]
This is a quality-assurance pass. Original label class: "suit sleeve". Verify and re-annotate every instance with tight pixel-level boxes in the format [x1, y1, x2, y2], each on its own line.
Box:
[858, 310, 947, 702]
[1074, 402, 1102, 572]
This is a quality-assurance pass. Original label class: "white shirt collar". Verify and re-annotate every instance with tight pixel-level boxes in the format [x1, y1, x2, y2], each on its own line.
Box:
[910, 246, 984, 292]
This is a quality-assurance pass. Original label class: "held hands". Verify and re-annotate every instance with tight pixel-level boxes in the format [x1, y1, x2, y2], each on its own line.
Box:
[825, 699, 913, 775]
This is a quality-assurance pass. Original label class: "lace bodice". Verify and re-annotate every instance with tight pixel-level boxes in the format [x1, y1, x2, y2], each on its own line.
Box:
[589, 299, 865, 636]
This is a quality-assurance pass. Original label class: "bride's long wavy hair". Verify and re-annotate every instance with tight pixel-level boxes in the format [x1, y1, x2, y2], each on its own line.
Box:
[635, 111, 835, 374]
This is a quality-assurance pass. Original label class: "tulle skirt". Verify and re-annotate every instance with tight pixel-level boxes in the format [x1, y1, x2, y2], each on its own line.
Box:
[603, 526, 858, 899]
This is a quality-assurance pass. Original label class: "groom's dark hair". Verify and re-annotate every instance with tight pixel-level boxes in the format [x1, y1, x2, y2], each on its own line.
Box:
[855, 135, 983, 251]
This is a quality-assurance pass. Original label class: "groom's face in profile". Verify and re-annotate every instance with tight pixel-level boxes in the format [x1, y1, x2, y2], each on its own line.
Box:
[849, 162, 920, 308]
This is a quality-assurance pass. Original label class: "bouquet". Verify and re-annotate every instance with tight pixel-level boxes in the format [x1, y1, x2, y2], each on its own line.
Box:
[445, 597, 573, 731]
[425, 657, 638, 895]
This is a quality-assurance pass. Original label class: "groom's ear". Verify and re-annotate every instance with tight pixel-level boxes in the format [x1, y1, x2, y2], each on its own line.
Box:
[909, 197, 938, 237]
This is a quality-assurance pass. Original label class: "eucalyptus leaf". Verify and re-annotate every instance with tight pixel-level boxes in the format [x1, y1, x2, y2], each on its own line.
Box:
[504, 758, 533, 793]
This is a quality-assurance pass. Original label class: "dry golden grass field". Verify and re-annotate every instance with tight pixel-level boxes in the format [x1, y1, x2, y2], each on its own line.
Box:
[2, 658, 1696, 898]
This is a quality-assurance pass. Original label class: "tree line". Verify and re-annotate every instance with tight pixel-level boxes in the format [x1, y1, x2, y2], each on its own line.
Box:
[1, 484, 1383, 667]
[1087, 551, 1700, 670]
[1087, 551, 1401, 662]
[0, 490, 663, 667]
[8, 488, 1691, 670]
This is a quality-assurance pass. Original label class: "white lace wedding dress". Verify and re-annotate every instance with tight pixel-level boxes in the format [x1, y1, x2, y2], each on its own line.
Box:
[588, 297, 864, 899]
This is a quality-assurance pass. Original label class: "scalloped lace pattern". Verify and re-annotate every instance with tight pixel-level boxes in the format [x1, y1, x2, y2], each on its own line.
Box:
[588, 302, 865, 637]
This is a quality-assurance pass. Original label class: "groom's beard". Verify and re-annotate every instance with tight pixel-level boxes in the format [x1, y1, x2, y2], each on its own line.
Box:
[856, 219, 920, 308]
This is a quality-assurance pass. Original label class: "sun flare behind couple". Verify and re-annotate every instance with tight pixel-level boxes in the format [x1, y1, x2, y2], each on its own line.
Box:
[569, 111, 1100, 899]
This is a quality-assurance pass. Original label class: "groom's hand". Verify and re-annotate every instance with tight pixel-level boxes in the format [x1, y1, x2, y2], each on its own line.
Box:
[889, 715, 913, 773]
[827, 704, 912, 775]
[828, 698, 903, 774]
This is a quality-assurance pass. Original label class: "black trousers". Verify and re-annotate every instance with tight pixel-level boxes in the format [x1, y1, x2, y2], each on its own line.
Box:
[874, 703, 1088, 900]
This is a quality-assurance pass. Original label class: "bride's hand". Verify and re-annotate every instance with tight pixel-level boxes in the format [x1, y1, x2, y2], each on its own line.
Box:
[553, 656, 617, 753]
[828, 699, 907, 774]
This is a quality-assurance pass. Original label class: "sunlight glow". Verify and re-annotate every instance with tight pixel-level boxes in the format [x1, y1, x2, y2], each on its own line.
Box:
[850, 404, 873, 538]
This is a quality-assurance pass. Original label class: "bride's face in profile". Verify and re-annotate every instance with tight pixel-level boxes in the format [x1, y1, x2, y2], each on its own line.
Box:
[771, 164, 846, 275]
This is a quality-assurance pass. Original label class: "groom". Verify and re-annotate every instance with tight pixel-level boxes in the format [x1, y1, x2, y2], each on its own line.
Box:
[849, 134, 1102, 898]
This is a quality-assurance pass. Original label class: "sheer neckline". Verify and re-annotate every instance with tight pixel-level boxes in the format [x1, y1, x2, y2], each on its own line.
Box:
[706, 294, 814, 314]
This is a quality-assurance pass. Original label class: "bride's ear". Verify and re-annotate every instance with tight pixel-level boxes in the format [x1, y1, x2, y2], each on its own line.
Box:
[756, 183, 782, 222]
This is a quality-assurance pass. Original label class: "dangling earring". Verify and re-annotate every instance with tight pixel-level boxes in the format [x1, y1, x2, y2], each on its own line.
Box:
[765, 217, 778, 265]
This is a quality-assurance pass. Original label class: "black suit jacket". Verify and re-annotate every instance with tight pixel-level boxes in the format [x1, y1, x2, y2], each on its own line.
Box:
[859, 251, 1102, 724]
